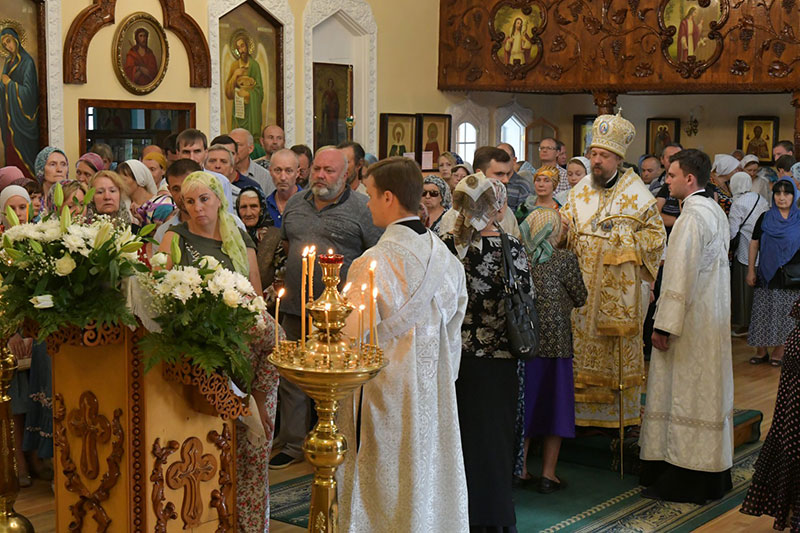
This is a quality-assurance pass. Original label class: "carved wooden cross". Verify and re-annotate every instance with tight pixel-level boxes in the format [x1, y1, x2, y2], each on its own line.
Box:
[165, 437, 218, 527]
[67, 391, 111, 480]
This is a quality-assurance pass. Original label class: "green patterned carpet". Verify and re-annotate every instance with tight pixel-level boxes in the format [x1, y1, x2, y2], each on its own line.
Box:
[270, 441, 762, 532]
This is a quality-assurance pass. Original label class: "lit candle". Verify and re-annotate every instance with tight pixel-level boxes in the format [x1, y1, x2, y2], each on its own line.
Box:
[371, 287, 378, 345]
[308, 245, 316, 300]
[342, 282, 352, 299]
[301, 247, 308, 349]
[358, 304, 365, 351]
[274, 288, 285, 350]
[308, 245, 316, 336]
[324, 303, 331, 343]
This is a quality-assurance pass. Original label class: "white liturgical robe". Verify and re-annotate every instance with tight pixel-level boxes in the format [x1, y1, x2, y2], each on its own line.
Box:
[640, 192, 734, 472]
[337, 222, 470, 532]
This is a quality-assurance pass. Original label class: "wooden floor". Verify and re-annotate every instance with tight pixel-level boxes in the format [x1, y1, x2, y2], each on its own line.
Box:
[15, 336, 785, 532]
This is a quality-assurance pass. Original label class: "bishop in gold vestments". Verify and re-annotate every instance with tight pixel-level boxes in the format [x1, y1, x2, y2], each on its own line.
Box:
[562, 111, 666, 427]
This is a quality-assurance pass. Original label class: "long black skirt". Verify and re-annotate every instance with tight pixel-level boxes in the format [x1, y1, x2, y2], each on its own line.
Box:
[740, 318, 800, 532]
[457, 356, 518, 529]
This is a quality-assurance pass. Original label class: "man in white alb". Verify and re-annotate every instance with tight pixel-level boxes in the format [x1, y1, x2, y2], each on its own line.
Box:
[640, 148, 734, 503]
[337, 156, 469, 532]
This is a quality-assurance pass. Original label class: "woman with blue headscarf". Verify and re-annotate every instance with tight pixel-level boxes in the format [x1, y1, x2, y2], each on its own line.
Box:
[0, 27, 40, 180]
[746, 178, 800, 366]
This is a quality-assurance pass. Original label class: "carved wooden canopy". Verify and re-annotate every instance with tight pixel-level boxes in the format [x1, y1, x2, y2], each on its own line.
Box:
[438, 0, 800, 93]
[64, 0, 210, 88]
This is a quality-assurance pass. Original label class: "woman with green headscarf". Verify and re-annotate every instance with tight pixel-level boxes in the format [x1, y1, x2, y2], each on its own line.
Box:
[518, 207, 587, 494]
[158, 170, 260, 290]
[156, 171, 281, 531]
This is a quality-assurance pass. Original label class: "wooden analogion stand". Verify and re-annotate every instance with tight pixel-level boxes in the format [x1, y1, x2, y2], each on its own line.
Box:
[35, 323, 246, 531]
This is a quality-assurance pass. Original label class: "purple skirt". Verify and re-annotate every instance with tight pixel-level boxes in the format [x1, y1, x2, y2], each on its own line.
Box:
[523, 357, 576, 438]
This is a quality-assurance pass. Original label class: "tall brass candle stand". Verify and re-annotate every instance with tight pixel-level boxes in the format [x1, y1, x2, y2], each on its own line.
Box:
[0, 348, 34, 533]
[269, 254, 385, 533]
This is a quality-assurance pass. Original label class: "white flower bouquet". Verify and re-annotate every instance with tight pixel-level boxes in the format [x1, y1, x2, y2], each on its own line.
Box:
[0, 183, 152, 339]
[137, 248, 266, 390]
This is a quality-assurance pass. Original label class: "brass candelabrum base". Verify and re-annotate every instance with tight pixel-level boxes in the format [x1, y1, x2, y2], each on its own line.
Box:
[0, 348, 34, 533]
[270, 340, 385, 533]
[268, 253, 386, 532]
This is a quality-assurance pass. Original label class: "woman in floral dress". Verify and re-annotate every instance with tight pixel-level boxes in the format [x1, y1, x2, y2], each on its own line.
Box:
[157, 171, 281, 532]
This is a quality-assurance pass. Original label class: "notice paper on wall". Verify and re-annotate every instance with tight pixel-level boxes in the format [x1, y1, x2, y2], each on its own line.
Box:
[403, 152, 416, 161]
[421, 151, 433, 170]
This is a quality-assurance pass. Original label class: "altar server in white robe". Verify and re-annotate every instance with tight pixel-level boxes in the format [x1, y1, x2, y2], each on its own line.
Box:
[640, 149, 734, 504]
[337, 156, 470, 532]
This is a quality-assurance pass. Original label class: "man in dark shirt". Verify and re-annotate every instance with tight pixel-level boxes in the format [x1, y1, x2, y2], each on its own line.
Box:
[270, 147, 382, 469]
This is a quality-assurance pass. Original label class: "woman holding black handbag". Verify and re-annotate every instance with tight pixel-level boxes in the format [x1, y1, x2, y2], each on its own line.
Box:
[442, 172, 534, 532]
[728, 172, 768, 336]
[746, 178, 800, 366]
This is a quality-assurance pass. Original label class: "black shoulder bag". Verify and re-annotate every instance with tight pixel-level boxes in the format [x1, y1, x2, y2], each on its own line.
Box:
[498, 228, 540, 360]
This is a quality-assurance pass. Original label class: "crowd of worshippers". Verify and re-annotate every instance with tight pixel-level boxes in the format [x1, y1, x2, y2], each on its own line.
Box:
[1, 112, 797, 533]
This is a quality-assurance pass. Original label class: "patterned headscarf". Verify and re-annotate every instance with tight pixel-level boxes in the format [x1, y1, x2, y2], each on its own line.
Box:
[77, 152, 105, 173]
[792, 162, 800, 186]
[235, 185, 270, 243]
[489, 178, 507, 214]
[520, 207, 561, 264]
[452, 171, 498, 258]
[34, 146, 68, 183]
[182, 171, 249, 276]
[535, 165, 561, 189]
[423, 175, 452, 210]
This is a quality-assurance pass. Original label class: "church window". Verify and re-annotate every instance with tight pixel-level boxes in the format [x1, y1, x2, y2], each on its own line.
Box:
[455, 121, 477, 164]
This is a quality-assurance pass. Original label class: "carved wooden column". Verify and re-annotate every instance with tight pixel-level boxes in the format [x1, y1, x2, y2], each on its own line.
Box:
[593, 92, 618, 115]
[792, 91, 800, 156]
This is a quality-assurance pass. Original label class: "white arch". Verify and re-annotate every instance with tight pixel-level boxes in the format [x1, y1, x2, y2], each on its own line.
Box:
[208, 0, 296, 142]
[447, 97, 490, 149]
[45, 0, 64, 148]
[494, 98, 533, 145]
[303, 0, 377, 153]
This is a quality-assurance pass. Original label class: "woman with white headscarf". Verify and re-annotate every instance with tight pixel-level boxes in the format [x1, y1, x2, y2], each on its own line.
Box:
[116, 159, 157, 216]
[729, 172, 769, 334]
[441, 173, 533, 531]
[0, 185, 31, 227]
[708, 154, 740, 216]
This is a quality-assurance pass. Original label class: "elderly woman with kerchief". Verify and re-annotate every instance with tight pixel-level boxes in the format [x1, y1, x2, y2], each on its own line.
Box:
[422, 175, 452, 234]
[34, 146, 68, 202]
[708, 154, 740, 215]
[728, 172, 768, 335]
[157, 171, 281, 531]
[74, 152, 105, 185]
[518, 207, 587, 494]
[515, 165, 562, 223]
[442, 172, 533, 531]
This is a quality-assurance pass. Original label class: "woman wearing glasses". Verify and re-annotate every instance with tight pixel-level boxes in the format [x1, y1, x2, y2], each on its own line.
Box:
[422, 175, 452, 234]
